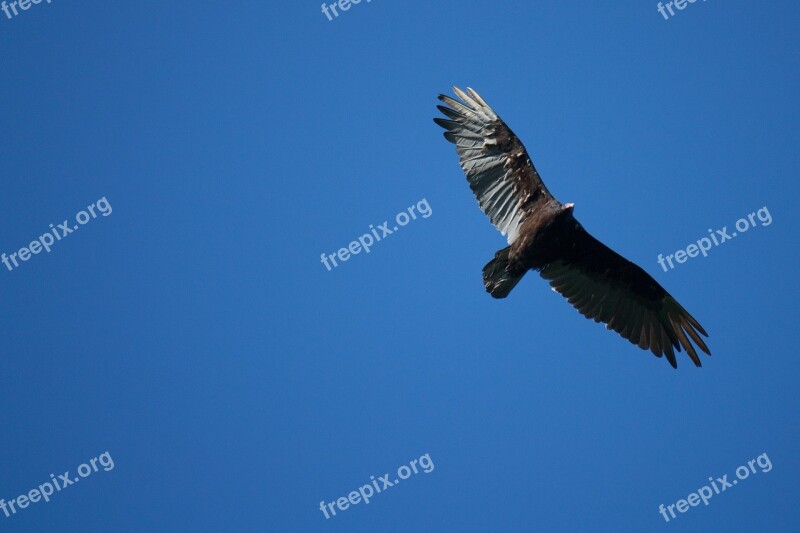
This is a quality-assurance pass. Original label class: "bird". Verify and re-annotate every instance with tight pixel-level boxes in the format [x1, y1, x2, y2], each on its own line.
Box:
[434, 86, 711, 368]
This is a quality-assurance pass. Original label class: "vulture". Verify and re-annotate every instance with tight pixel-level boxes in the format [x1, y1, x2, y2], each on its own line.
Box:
[434, 87, 710, 368]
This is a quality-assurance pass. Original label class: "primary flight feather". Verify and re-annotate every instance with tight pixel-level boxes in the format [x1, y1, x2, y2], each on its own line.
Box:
[434, 86, 711, 368]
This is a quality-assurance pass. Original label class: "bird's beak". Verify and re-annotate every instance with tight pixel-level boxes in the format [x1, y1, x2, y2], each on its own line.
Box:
[564, 203, 574, 210]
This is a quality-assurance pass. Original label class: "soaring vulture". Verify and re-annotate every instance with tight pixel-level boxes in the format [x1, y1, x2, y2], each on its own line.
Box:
[434, 87, 710, 368]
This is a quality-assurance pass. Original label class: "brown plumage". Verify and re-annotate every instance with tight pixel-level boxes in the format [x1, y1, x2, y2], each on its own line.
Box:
[434, 86, 711, 368]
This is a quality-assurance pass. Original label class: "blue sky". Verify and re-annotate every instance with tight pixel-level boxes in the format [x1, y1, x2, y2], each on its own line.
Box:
[0, 1, 798, 531]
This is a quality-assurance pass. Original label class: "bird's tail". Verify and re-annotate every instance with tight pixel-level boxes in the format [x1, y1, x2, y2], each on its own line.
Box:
[482, 246, 525, 299]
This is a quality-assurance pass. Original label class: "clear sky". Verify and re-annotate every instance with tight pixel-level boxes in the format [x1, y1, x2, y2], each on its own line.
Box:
[0, 1, 798, 531]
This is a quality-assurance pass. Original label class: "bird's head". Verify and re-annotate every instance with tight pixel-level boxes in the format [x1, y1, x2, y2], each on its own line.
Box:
[556, 202, 575, 222]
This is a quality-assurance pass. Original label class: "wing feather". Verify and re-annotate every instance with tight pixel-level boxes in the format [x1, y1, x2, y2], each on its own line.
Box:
[540, 221, 711, 368]
[435, 87, 554, 243]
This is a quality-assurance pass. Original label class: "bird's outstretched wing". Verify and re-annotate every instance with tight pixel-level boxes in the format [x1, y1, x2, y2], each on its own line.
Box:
[434, 87, 555, 243]
[540, 221, 711, 368]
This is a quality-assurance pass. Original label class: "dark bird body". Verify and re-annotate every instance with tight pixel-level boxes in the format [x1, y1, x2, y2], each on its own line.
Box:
[435, 87, 711, 368]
